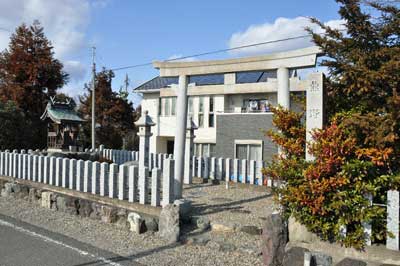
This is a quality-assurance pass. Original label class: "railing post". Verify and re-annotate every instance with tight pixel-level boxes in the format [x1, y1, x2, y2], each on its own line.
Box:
[249, 160, 256, 185]
[197, 157, 203, 179]
[17, 154, 23, 179]
[118, 165, 128, 200]
[108, 163, 118, 198]
[49, 157, 56, 185]
[151, 168, 161, 207]
[100, 162, 109, 196]
[83, 161, 92, 192]
[241, 159, 247, 184]
[62, 158, 69, 188]
[217, 158, 224, 181]
[139, 166, 149, 204]
[92, 161, 100, 194]
[43, 156, 50, 183]
[225, 158, 232, 189]
[162, 158, 174, 206]
[387, 190, 399, 250]
[69, 159, 77, 190]
[76, 160, 84, 191]
[37, 156, 44, 182]
[128, 165, 138, 202]
[210, 157, 216, 180]
[233, 159, 239, 183]
[12, 153, 18, 178]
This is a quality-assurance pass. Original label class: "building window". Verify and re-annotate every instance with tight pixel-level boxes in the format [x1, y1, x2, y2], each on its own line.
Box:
[198, 96, 204, 127]
[243, 99, 271, 113]
[160, 97, 177, 116]
[194, 143, 216, 157]
[171, 97, 176, 116]
[235, 140, 262, 161]
[188, 97, 193, 115]
[209, 97, 215, 128]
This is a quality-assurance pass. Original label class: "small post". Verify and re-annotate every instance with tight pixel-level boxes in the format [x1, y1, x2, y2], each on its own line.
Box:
[17, 154, 23, 179]
[217, 158, 224, 181]
[13, 153, 18, 178]
[210, 157, 216, 180]
[69, 159, 77, 190]
[43, 156, 50, 184]
[92, 161, 100, 194]
[49, 157, 56, 185]
[184, 116, 197, 185]
[109, 163, 118, 198]
[76, 160, 84, 191]
[249, 160, 256, 185]
[233, 159, 239, 183]
[139, 166, 149, 204]
[162, 158, 174, 206]
[118, 165, 127, 200]
[241, 159, 247, 184]
[387, 190, 399, 250]
[55, 157, 62, 186]
[128, 165, 138, 202]
[225, 158, 232, 189]
[151, 168, 161, 207]
[37, 156, 44, 182]
[62, 158, 69, 188]
[83, 161, 92, 192]
[100, 162, 109, 196]
[197, 157, 203, 179]
[203, 157, 209, 180]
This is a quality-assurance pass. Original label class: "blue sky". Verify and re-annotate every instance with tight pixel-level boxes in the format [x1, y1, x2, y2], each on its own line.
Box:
[0, 0, 346, 105]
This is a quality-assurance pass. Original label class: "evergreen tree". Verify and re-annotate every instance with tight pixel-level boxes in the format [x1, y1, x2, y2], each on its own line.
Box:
[79, 69, 139, 149]
[0, 20, 68, 148]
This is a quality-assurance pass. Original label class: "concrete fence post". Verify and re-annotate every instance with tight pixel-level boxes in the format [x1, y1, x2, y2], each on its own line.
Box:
[191, 155, 196, 179]
[76, 160, 84, 191]
[158, 153, 163, 169]
[32, 155, 39, 182]
[17, 154, 23, 179]
[216, 158, 224, 181]
[256, 160, 264, 186]
[241, 159, 247, 184]
[225, 158, 232, 189]
[13, 153, 18, 178]
[197, 157, 203, 179]
[387, 190, 399, 250]
[210, 157, 216, 180]
[62, 158, 69, 188]
[55, 157, 62, 186]
[151, 168, 161, 207]
[49, 157, 56, 185]
[83, 161, 92, 193]
[139, 166, 149, 204]
[37, 156, 44, 182]
[0, 152, 4, 176]
[4, 152, 9, 177]
[233, 159, 239, 183]
[108, 163, 118, 198]
[43, 156, 50, 183]
[203, 157, 209, 180]
[69, 159, 77, 190]
[128, 165, 138, 203]
[92, 161, 100, 194]
[162, 158, 174, 206]
[6, 152, 11, 177]
[363, 193, 373, 246]
[100, 162, 109, 196]
[118, 165, 128, 200]
[249, 160, 256, 185]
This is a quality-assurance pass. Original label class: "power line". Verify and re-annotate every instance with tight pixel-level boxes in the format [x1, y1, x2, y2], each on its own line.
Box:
[110, 33, 318, 72]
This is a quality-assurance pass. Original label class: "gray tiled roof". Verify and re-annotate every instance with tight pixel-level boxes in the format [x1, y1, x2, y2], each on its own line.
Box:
[134, 70, 277, 91]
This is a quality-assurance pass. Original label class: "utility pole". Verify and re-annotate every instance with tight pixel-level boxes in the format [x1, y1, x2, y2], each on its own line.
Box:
[91, 46, 96, 150]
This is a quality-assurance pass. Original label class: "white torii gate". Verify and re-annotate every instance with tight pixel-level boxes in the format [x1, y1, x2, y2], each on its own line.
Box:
[153, 46, 323, 199]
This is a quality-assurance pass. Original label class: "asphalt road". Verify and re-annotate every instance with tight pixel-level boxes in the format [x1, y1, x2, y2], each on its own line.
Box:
[0, 214, 141, 266]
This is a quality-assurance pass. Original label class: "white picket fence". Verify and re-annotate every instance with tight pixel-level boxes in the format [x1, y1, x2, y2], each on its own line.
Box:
[0, 150, 175, 207]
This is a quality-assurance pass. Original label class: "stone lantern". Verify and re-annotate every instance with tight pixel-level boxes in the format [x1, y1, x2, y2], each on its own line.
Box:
[183, 116, 198, 186]
[136, 111, 155, 171]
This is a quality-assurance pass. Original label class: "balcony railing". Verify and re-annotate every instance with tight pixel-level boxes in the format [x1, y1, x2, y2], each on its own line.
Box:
[220, 107, 273, 114]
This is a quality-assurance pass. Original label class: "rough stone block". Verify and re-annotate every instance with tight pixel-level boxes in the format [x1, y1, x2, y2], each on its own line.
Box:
[127, 212, 146, 234]
[56, 196, 78, 215]
[261, 213, 287, 266]
[335, 258, 367, 266]
[77, 199, 93, 217]
[174, 199, 192, 223]
[159, 204, 180, 244]
[100, 205, 118, 223]
[282, 247, 310, 266]
[41, 191, 54, 209]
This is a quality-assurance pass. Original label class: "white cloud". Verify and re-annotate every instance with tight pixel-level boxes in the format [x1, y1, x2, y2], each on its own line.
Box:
[228, 17, 345, 56]
[0, 0, 95, 96]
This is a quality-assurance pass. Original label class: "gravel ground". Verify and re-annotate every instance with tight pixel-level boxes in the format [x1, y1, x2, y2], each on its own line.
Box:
[0, 181, 274, 266]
